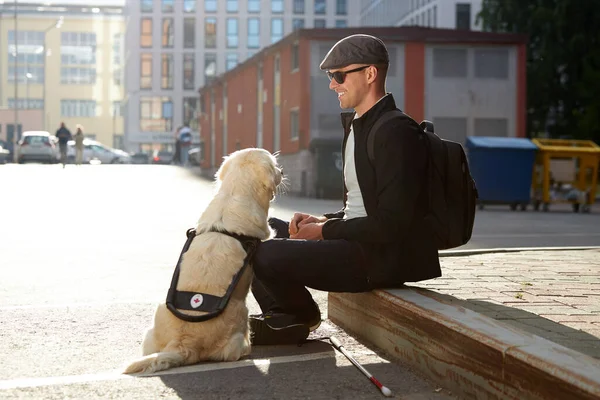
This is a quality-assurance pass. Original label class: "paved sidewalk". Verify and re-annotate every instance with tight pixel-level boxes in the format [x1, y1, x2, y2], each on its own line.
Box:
[408, 248, 600, 359]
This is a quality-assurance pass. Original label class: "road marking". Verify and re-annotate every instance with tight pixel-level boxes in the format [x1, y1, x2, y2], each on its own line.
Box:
[0, 301, 158, 311]
[0, 351, 334, 390]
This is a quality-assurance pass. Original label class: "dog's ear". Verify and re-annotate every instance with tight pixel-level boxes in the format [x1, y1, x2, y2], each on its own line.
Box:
[215, 155, 230, 182]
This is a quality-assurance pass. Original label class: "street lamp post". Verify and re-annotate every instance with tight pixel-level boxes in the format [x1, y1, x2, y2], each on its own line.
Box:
[41, 16, 63, 131]
[25, 71, 32, 109]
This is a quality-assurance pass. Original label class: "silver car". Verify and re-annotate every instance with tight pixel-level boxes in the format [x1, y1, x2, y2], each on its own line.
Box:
[16, 131, 59, 164]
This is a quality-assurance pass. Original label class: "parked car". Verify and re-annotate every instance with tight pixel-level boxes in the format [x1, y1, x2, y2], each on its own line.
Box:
[0, 144, 10, 164]
[130, 152, 150, 164]
[66, 139, 131, 164]
[152, 150, 174, 165]
[16, 131, 59, 164]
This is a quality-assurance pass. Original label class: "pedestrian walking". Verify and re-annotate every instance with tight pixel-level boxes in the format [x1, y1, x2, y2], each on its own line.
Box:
[55, 122, 72, 168]
[74, 125, 85, 165]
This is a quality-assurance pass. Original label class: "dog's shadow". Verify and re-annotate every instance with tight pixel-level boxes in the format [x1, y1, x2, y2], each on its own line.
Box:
[153, 340, 337, 399]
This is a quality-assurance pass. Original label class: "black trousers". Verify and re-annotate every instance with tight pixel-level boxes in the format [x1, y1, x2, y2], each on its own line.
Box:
[251, 218, 371, 320]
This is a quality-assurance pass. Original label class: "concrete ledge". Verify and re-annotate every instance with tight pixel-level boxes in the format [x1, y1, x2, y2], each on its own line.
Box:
[328, 288, 600, 400]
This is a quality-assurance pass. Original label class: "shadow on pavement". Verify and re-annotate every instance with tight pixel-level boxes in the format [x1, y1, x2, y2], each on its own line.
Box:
[154, 339, 453, 400]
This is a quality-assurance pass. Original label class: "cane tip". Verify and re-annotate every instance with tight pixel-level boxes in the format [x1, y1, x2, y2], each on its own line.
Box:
[381, 386, 392, 397]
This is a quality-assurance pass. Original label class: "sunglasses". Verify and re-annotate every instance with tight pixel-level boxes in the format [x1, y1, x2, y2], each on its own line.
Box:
[326, 65, 370, 84]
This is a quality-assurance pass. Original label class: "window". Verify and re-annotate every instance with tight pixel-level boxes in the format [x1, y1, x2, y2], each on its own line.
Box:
[204, 53, 217, 84]
[271, 18, 283, 44]
[432, 117, 467, 143]
[8, 98, 44, 109]
[184, 18, 195, 48]
[8, 66, 44, 83]
[141, 0, 152, 12]
[336, 0, 347, 15]
[205, 0, 217, 12]
[140, 53, 152, 89]
[161, 54, 173, 89]
[226, 53, 238, 70]
[291, 42, 299, 71]
[8, 31, 44, 67]
[474, 49, 509, 79]
[183, 97, 198, 130]
[314, 19, 326, 28]
[474, 118, 508, 137]
[227, 0, 238, 12]
[162, 0, 174, 12]
[335, 20, 347, 28]
[248, 0, 260, 13]
[140, 96, 173, 132]
[433, 5, 437, 27]
[456, 3, 471, 30]
[141, 18, 152, 48]
[112, 33, 122, 65]
[112, 101, 122, 117]
[433, 48, 467, 78]
[60, 100, 96, 117]
[205, 18, 217, 48]
[183, 0, 196, 12]
[60, 67, 97, 84]
[314, 0, 326, 14]
[113, 67, 122, 85]
[248, 18, 260, 48]
[61, 32, 96, 65]
[162, 18, 174, 48]
[290, 109, 299, 140]
[226, 18, 238, 48]
[293, 19, 304, 30]
[271, 0, 283, 13]
[293, 0, 304, 14]
[427, 8, 432, 27]
[183, 54, 195, 90]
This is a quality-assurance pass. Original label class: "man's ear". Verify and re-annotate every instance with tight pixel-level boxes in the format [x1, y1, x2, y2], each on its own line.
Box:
[367, 65, 378, 84]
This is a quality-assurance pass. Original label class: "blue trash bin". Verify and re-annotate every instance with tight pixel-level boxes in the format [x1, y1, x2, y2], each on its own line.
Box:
[465, 137, 538, 210]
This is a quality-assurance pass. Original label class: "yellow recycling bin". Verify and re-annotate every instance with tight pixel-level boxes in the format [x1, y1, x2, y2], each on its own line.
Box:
[531, 139, 600, 212]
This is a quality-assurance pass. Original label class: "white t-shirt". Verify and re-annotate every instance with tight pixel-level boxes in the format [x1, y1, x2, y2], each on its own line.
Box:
[343, 94, 390, 220]
[343, 117, 367, 219]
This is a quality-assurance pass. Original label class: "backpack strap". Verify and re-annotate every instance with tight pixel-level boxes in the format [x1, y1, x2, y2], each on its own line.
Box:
[367, 109, 409, 164]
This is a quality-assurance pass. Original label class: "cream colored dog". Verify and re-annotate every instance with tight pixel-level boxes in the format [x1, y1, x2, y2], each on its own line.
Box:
[124, 148, 282, 374]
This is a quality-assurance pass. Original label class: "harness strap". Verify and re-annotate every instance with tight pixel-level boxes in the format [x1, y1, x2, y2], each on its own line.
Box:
[165, 228, 260, 323]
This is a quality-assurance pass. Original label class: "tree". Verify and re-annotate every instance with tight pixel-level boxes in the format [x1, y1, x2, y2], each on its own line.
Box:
[478, 0, 600, 142]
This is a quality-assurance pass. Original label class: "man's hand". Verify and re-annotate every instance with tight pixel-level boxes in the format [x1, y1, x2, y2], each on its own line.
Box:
[290, 221, 324, 240]
[289, 213, 327, 236]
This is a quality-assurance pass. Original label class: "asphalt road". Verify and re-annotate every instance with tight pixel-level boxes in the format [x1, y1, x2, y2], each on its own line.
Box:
[0, 163, 598, 399]
[0, 164, 454, 400]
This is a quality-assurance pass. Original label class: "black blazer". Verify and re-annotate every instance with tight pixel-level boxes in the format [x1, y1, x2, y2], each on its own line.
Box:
[322, 94, 441, 287]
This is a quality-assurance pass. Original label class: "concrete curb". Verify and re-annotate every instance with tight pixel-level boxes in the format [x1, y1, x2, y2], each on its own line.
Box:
[440, 246, 600, 257]
[328, 288, 600, 400]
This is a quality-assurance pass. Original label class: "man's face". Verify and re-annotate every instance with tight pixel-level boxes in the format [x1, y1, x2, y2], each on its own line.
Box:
[327, 64, 370, 110]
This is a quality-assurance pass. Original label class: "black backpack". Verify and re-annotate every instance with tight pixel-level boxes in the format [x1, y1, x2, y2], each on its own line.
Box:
[367, 110, 478, 250]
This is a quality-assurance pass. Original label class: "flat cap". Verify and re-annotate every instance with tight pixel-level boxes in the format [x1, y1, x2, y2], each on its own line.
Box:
[319, 34, 389, 70]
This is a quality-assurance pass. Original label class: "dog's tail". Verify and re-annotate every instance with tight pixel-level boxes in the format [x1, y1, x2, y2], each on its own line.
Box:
[123, 351, 186, 375]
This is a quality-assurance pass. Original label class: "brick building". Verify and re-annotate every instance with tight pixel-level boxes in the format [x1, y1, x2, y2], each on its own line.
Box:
[198, 27, 527, 198]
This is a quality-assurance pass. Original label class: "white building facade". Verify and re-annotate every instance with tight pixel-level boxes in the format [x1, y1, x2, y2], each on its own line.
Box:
[123, 0, 360, 152]
[360, 0, 483, 30]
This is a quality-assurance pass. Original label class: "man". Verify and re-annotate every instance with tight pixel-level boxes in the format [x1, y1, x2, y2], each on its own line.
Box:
[250, 34, 441, 345]
[74, 125, 85, 165]
[178, 125, 193, 166]
[55, 122, 72, 168]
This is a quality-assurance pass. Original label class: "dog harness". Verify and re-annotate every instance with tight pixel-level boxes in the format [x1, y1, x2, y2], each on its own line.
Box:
[166, 228, 260, 323]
